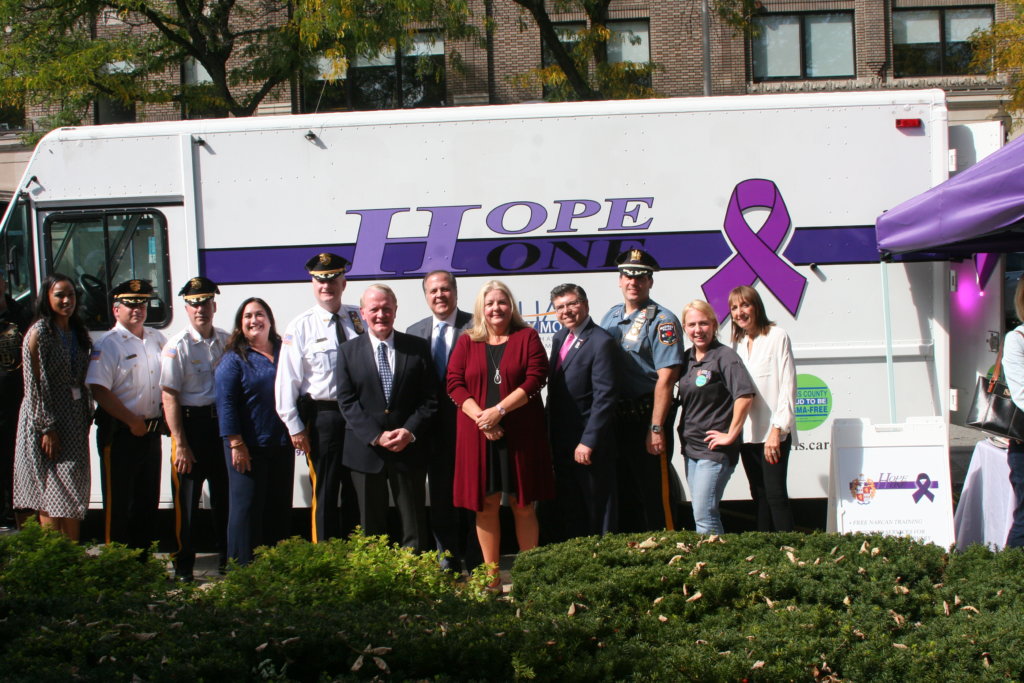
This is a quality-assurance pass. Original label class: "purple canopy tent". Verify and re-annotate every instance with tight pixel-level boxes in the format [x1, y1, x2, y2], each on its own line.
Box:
[874, 131, 1023, 421]
[876, 131, 1024, 257]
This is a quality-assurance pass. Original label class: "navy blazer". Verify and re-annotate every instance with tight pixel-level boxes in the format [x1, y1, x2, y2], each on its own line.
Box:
[336, 331, 438, 474]
[547, 318, 618, 453]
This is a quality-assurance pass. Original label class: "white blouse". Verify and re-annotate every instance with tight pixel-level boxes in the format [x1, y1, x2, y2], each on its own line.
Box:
[732, 325, 797, 445]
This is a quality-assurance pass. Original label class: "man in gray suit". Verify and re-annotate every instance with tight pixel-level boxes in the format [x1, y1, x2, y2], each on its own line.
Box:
[546, 283, 619, 540]
[406, 270, 479, 571]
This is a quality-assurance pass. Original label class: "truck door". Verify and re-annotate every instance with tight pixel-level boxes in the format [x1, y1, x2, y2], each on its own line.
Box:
[40, 209, 173, 331]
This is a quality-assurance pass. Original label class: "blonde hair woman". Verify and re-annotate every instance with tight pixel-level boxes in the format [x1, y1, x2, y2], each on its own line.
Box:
[447, 281, 554, 587]
[677, 300, 755, 535]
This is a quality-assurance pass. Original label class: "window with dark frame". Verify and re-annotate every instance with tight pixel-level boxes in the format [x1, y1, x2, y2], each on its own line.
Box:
[751, 11, 855, 81]
[44, 210, 172, 330]
[302, 33, 446, 113]
[893, 7, 993, 77]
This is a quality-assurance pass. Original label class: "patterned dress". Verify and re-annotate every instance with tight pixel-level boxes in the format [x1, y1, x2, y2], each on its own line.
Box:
[13, 320, 92, 519]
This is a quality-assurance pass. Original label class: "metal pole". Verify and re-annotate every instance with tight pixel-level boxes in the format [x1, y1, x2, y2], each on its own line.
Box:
[701, 0, 712, 96]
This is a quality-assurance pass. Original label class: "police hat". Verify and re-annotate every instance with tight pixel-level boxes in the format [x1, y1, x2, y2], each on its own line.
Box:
[178, 276, 220, 304]
[305, 252, 349, 281]
[615, 249, 660, 277]
[111, 279, 155, 305]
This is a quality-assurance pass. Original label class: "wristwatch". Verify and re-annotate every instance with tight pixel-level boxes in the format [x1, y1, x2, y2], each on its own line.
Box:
[650, 424, 662, 434]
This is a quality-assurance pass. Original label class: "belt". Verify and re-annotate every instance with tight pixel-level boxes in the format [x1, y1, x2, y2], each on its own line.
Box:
[182, 404, 217, 419]
[315, 400, 340, 412]
[615, 394, 656, 420]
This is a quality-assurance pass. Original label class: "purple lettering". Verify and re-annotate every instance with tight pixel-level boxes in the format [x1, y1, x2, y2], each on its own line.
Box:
[347, 205, 479, 277]
[486, 201, 547, 235]
[551, 199, 601, 232]
[600, 197, 654, 231]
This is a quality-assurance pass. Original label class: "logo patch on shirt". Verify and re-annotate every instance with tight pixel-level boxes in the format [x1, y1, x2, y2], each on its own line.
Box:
[90, 349, 102, 361]
[658, 322, 678, 346]
[695, 369, 712, 387]
[163, 347, 177, 358]
[283, 334, 294, 346]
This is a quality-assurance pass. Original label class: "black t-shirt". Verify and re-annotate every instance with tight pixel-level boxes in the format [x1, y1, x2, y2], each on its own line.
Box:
[677, 340, 756, 465]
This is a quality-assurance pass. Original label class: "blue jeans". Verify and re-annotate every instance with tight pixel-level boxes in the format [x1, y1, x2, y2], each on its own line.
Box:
[686, 456, 735, 535]
[1007, 440, 1024, 548]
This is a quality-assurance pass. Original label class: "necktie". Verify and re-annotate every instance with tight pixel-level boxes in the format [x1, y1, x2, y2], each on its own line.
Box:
[432, 322, 448, 379]
[332, 313, 345, 345]
[557, 332, 575, 368]
[377, 342, 393, 403]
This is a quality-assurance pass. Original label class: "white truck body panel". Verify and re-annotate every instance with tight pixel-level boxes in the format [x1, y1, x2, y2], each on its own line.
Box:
[2, 90, 984, 508]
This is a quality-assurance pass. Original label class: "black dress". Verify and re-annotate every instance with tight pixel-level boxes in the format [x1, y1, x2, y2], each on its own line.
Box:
[484, 342, 514, 496]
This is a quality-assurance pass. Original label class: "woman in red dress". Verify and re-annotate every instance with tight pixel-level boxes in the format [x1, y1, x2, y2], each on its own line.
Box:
[447, 280, 554, 586]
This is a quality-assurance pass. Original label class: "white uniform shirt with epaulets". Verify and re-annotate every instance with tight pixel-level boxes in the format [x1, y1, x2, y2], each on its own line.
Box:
[85, 322, 167, 419]
[275, 303, 363, 435]
[159, 325, 230, 407]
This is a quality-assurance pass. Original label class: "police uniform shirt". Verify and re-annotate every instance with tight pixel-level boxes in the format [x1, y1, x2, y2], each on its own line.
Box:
[159, 325, 230, 407]
[677, 340, 756, 465]
[86, 322, 167, 419]
[275, 303, 362, 435]
[599, 299, 684, 399]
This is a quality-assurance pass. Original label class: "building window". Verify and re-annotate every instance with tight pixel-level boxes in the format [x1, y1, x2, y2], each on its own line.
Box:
[95, 61, 137, 124]
[893, 8, 993, 77]
[303, 33, 445, 113]
[752, 12, 855, 81]
[608, 19, 651, 88]
[182, 59, 220, 119]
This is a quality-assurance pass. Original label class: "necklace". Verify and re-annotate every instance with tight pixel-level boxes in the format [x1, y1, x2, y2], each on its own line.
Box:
[486, 343, 503, 385]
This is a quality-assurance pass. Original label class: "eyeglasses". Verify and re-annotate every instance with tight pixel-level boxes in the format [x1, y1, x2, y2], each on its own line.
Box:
[553, 299, 584, 314]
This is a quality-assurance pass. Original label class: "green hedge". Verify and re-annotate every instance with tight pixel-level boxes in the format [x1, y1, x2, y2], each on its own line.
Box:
[2, 523, 1024, 681]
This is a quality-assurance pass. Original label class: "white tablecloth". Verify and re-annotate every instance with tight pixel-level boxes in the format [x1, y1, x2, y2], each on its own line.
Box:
[954, 438, 1015, 551]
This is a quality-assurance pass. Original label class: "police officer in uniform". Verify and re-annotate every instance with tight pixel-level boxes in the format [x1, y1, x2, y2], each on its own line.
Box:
[0, 275, 30, 529]
[86, 279, 167, 550]
[275, 253, 363, 542]
[160, 277, 229, 581]
[599, 249, 684, 532]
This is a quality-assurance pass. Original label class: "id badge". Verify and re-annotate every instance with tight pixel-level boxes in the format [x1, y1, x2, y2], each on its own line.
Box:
[71, 387, 82, 400]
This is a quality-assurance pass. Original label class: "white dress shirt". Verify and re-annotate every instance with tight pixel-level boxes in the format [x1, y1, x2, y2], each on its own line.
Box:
[86, 322, 167, 419]
[159, 324, 229, 406]
[732, 325, 797, 445]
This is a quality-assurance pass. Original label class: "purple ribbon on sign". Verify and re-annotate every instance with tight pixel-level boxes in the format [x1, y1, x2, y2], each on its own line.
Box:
[701, 179, 807, 321]
[912, 473, 935, 503]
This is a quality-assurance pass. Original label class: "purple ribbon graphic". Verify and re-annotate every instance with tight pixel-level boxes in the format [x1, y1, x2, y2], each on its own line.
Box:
[701, 179, 807, 321]
[912, 473, 935, 503]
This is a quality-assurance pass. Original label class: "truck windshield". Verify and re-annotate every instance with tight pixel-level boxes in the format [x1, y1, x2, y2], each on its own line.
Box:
[44, 210, 171, 330]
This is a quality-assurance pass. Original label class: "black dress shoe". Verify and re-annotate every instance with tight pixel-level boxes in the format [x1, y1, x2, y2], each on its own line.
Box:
[174, 572, 194, 583]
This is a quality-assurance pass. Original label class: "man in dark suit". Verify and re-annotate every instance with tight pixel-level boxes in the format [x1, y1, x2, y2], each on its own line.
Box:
[337, 284, 437, 550]
[545, 283, 619, 540]
[406, 270, 480, 571]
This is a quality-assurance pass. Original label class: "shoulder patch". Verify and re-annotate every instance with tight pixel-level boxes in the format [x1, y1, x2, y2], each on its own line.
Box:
[163, 347, 177, 358]
[283, 334, 293, 346]
[658, 322, 679, 346]
[90, 349, 102, 361]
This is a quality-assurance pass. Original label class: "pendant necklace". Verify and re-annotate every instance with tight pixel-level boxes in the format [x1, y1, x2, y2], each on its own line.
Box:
[487, 342, 503, 385]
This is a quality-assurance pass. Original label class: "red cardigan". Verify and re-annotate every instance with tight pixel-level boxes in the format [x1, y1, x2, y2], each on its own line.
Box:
[447, 326, 555, 511]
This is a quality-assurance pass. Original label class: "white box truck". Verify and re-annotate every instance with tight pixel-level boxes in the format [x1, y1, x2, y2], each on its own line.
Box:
[0, 89, 999, 509]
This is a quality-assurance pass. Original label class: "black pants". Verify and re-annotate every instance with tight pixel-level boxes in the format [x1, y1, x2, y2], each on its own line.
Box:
[614, 402, 680, 533]
[427, 445, 481, 571]
[351, 465, 427, 551]
[170, 413, 229, 575]
[97, 425, 162, 550]
[546, 447, 618, 542]
[0, 417, 16, 525]
[225, 443, 294, 565]
[740, 435, 794, 532]
[305, 406, 358, 542]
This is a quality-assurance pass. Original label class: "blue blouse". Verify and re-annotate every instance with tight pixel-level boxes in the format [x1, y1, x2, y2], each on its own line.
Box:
[215, 347, 288, 448]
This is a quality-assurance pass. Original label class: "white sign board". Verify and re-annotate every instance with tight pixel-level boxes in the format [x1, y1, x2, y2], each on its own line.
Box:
[828, 417, 954, 548]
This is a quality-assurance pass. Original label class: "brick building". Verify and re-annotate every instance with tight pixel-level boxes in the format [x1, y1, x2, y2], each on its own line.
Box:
[22, 0, 1019, 130]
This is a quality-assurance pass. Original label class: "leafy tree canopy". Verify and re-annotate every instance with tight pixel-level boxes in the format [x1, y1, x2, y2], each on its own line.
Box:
[0, 0, 475, 128]
[971, 0, 1024, 118]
